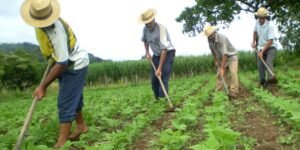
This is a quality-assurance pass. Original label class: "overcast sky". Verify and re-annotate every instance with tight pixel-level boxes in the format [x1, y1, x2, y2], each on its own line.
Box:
[0, 0, 281, 61]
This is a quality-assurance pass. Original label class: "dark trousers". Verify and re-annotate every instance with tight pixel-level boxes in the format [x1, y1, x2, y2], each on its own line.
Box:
[256, 47, 276, 84]
[151, 50, 175, 99]
[57, 67, 88, 123]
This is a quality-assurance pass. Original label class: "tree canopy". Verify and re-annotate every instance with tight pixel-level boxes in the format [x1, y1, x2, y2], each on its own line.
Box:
[176, 0, 300, 53]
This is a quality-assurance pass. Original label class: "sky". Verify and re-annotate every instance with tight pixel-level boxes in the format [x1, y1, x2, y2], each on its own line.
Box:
[0, 0, 281, 61]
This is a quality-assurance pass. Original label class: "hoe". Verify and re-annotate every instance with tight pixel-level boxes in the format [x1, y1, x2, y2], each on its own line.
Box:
[150, 61, 176, 112]
[15, 62, 52, 150]
[254, 48, 276, 78]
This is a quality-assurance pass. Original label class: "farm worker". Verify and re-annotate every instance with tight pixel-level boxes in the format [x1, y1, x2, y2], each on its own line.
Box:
[201, 25, 239, 98]
[251, 7, 277, 87]
[139, 8, 176, 100]
[20, 0, 89, 148]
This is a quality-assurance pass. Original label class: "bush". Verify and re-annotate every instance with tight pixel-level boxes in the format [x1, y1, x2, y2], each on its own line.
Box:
[0, 50, 44, 90]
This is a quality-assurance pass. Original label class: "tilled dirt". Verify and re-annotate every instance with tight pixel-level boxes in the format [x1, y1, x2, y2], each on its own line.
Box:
[130, 80, 209, 150]
[131, 113, 174, 150]
[229, 84, 293, 150]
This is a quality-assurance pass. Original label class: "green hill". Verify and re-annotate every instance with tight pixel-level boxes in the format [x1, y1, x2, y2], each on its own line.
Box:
[0, 42, 103, 63]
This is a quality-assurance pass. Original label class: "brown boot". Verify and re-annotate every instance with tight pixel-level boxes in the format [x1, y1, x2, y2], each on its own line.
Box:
[54, 123, 72, 148]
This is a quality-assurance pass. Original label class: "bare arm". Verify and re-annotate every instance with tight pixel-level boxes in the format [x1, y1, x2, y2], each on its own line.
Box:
[251, 31, 258, 49]
[218, 54, 228, 76]
[220, 55, 228, 70]
[144, 42, 151, 60]
[258, 39, 273, 59]
[33, 63, 67, 100]
[158, 49, 167, 71]
[155, 49, 167, 77]
[261, 39, 273, 53]
[40, 63, 67, 89]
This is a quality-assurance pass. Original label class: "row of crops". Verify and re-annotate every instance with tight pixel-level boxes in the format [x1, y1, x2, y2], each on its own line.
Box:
[0, 66, 299, 149]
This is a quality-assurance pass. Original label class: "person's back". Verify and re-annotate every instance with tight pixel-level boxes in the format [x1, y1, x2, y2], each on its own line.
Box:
[208, 32, 237, 66]
[21, 0, 89, 147]
[35, 18, 89, 70]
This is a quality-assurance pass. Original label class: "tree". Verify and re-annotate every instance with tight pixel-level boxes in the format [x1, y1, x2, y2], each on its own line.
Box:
[176, 0, 300, 54]
[1, 49, 43, 90]
[0, 52, 5, 80]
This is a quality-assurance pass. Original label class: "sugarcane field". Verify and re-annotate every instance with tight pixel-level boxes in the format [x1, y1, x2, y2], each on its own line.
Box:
[1, 0, 300, 150]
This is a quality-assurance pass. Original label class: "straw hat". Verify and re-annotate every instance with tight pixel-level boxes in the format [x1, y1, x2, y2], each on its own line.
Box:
[20, 0, 60, 27]
[255, 7, 269, 17]
[201, 25, 217, 37]
[139, 8, 156, 24]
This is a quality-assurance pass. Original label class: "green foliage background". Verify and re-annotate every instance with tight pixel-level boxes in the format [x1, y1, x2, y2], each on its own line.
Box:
[0, 42, 295, 89]
[176, 0, 300, 54]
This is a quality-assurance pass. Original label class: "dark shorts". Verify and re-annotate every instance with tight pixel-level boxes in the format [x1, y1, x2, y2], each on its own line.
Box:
[57, 67, 88, 123]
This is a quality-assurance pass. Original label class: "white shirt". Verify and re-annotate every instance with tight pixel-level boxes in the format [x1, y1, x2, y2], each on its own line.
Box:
[254, 20, 277, 50]
[45, 20, 89, 70]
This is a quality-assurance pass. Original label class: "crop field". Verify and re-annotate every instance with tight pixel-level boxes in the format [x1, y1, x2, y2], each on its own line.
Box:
[0, 65, 300, 150]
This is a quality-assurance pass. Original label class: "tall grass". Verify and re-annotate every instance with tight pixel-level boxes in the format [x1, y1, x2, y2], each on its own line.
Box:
[86, 51, 271, 85]
[87, 60, 150, 85]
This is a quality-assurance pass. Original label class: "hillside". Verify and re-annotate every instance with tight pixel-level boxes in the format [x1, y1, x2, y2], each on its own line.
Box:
[0, 42, 104, 63]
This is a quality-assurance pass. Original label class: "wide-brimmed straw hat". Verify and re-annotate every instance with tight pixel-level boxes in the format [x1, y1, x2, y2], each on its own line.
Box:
[255, 7, 269, 17]
[201, 25, 217, 37]
[139, 8, 156, 24]
[20, 0, 60, 27]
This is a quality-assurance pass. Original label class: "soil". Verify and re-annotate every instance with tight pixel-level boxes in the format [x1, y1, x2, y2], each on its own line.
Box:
[266, 83, 281, 96]
[131, 80, 209, 150]
[229, 84, 292, 150]
[131, 79, 300, 150]
[131, 113, 174, 150]
[292, 66, 300, 70]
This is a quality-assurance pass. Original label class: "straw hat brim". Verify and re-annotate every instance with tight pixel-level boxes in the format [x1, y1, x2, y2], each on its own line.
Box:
[20, 0, 60, 28]
[201, 26, 217, 37]
[139, 9, 156, 24]
[254, 12, 269, 17]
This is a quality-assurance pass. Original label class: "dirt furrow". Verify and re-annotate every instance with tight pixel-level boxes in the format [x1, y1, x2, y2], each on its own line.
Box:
[229, 84, 293, 150]
[130, 80, 209, 150]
